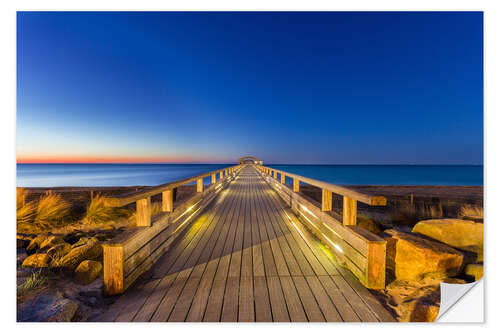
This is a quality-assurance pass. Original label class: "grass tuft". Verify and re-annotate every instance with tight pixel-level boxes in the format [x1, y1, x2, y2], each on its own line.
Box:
[17, 188, 30, 208]
[35, 191, 71, 229]
[16, 188, 37, 227]
[460, 204, 483, 219]
[17, 188, 36, 223]
[82, 193, 130, 224]
[22, 269, 47, 291]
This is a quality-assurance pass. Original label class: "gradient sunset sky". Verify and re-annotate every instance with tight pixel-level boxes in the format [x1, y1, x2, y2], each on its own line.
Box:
[17, 12, 483, 164]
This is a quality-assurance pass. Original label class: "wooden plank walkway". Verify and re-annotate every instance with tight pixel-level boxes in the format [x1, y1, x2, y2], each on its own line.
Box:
[96, 166, 395, 322]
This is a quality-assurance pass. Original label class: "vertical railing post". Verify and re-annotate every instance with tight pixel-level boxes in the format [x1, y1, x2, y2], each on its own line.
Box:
[293, 178, 300, 192]
[273, 170, 277, 179]
[220, 170, 223, 179]
[281, 172, 286, 184]
[136, 197, 151, 226]
[343, 196, 357, 225]
[211, 173, 216, 184]
[197, 178, 203, 192]
[103, 244, 124, 295]
[162, 189, 173, 212]
[366, 241, 386, 289]
[321, 189, 332, 212]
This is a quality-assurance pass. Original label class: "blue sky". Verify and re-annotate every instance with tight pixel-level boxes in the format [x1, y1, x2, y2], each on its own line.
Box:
[17, 12, 483, 164]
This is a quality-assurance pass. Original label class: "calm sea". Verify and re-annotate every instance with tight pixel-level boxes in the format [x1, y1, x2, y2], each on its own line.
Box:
[16, 164, 483, 187]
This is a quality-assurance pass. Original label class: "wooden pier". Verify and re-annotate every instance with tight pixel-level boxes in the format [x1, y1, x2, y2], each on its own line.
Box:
[97, 162, 395, 322]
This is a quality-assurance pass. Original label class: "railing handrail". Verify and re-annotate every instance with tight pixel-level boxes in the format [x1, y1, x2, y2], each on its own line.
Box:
[104, 165, 240, 207]
[261, 166, 386, 206]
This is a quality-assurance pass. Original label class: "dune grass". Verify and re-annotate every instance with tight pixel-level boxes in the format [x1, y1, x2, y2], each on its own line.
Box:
[21, 269, 47, 291]
[34, 191, 71, 229]
[82, 193, 130, 224]
[17, 188, 37, 227]
[460, 204, 483, 219]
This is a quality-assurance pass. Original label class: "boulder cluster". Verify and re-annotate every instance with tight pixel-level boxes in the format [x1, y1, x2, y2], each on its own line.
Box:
[379, 218, 483, 321]
[17, 228, 119, 322]
[19, 232, 106, 285]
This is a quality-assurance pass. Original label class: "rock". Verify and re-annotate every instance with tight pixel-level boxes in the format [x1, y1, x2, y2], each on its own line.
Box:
[59, 240, 102, 269]
[412, 219, 483, 263]
[22, 253, 51, 268]
[26, 235, 48, 254]
[357, 218, 382, 235]
[382, 278, 441, 322]
[459, 245, 483, 263]
[63, 232, 82, 245]
[17, 238, 29, 249]
[384, 229, 464, 280]
[410, 299, 440, 322]
[412, 219, 483, 249]
[47, 243, 72, 262]
[74, 260, 103, 285]
[17, 248, 28, 266]
[94, 230, 115, 241]
[465, 264, 483, 281]
[39, 235, 65, 251]
[71, 236, 98, 249]
[17, 290, 79, 322]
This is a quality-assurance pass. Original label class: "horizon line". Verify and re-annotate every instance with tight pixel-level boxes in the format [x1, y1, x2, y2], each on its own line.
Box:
[16, 162, 484, 166]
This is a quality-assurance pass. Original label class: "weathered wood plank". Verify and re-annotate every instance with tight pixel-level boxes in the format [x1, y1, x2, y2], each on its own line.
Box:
[305, 276, 342, 322]
[292, 276, 325, 322]
[136, 197, 151, 227]
[161, 190, 173, 212]
[103, 244, 124, 295]
[343, 196, 357, 226]
[253, 276, 272, 322]
[279, 276, 307, 322]
[321, 189, 332, 212]
[317, 275, 360, 322]
[266, 276, 290, 322]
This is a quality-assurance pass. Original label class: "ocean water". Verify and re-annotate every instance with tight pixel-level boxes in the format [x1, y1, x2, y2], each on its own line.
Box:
[16, 163, 483, 187]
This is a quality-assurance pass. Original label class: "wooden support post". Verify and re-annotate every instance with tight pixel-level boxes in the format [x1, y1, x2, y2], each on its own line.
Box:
[343, 196, 357, 226]
[136, 197, 151, 226]
[273, 170, 277, 179]
[321, 189, 332, 212]
[197, 178, 203, 192]
[220, 171, 223, 179]
[293, 178, 300, 192]
[211, 173, 216, 184]
[366, 241, 386, 289]
[103, 244, 124, 295]
[281, 172, 285, 184]
[161, 189, 173, 212]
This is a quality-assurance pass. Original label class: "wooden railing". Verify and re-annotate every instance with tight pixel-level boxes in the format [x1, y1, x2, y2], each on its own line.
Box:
[256, 165, 387, 289]
[102, 165, 242, 295]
